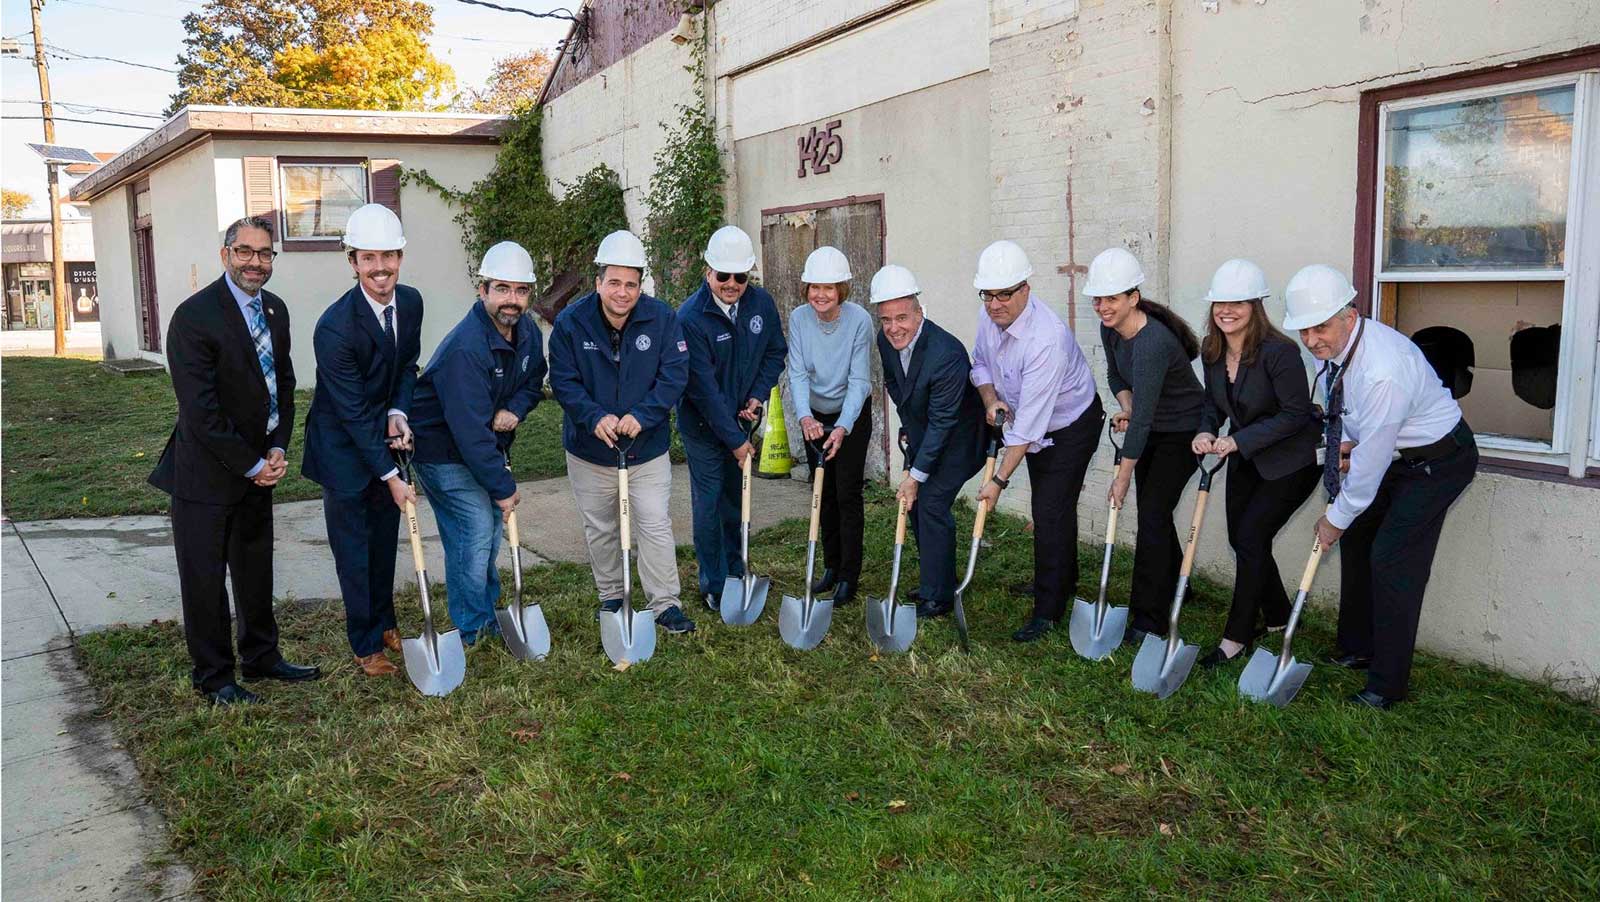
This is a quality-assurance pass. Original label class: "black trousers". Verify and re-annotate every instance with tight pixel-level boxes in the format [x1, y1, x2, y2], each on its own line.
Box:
[1026, 396, 1105, 621]
[323, 480, 402, 657]
[170, 486, 283, 692]
[910, 460, 968, 603]
[803, 407, 871, 584]
[1129, 429, 1200, 634]
[1337, 433, 1477, 699]
[1221, 457, 1320, 644]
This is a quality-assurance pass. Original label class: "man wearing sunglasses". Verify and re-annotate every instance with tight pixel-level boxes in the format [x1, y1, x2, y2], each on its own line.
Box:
[676, 225, 789, 610]
[406, 242, 547, 646]
[150, 216, 321, 706]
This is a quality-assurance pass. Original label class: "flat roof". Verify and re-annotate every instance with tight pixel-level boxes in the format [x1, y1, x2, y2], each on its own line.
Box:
[71, 105, 510, 202]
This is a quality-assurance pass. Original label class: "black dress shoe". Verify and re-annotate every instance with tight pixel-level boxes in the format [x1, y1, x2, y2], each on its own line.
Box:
[594, 598, 622, 621]
[1122, 625, 1151, 647]
[831, 580, 856, 605]
[703, 592, 720, 612]
[915, 597, 953, 618]
[1199, 645, 1250, 669]
[1011, 616, 1055, 642]
[1349, 689, 1400, 710]
[1327, 652, 1373, 670]
[811, 568, 837, 595]
[241, 660, 322, 682]
[205, 683, 262, 706]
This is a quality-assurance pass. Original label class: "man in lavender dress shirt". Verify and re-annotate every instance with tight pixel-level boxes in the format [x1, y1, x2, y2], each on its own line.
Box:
[969, 240, 1106, 643]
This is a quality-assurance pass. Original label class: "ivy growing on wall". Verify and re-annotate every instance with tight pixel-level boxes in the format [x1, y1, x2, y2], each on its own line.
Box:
[402, 110, 627, 306]
[642, 8, 726, 306]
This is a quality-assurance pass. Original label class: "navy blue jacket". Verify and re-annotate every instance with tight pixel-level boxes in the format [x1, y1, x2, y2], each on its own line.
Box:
[879, 320, 987, 482]
[409, 301, 546, 500]
[675, 281, 788, 449]
[302, 284, 423, 492]
[549, 292, 688, 467]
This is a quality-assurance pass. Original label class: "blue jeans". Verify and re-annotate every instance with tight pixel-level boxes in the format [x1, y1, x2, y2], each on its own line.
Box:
[413, 461, 503, 639]
[680, 425, 744, 597]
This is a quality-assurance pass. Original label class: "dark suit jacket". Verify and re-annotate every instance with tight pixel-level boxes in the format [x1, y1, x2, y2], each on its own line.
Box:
[149, 276, 295, 504]
[879, 319, 987, 484]
[1197, 337, 1319, 481]
[301, 283, 422, 492]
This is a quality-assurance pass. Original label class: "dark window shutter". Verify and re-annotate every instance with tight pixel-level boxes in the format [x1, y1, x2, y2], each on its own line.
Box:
[242, 156, 280, 241]
[370, 159, 402, 221]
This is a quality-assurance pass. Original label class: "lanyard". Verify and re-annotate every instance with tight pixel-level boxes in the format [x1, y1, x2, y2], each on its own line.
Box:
[1316, 315, 1365, 411]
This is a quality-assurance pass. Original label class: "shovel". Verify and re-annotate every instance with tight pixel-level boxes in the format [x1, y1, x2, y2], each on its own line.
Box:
[497, 449, 550, 662]
[952, 412, 1008, 653]
[599, 438, 657, 666]
[1239, 505, 1331, 707]
[866, 430, 918, 654]
[779, 439, 834, 650]
[1070, 422, 1129, 661]
[1131, 453, 1225, 699]
[396, 451, 467, 697]
[720, 407, 770, 626]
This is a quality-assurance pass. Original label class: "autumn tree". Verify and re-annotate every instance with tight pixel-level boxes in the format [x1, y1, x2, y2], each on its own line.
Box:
[453, 49, 554, 114]
[2, 188, 34, 219]
[168, 0, 454, 113]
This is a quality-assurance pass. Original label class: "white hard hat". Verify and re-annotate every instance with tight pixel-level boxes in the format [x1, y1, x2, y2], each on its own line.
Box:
[1204, 258, 1270, 303]
[703, 225, 756, 273]
[973, 240, 1034, 291]
[869, 264, 920, 304]
[1282, 264, 1358, 330]
[1082, 247, 1145, 297]
[479, 241, 536, 284]
[343, 203, 406, 251]
[801, 245, 851, 284]
[594, 230, 647, 270]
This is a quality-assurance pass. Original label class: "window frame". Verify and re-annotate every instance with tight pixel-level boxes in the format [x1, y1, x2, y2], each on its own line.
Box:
[276, 156, 370, 252]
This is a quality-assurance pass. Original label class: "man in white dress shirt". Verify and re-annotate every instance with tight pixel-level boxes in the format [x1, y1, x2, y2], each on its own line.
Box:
[1283, 265, 1478, 710]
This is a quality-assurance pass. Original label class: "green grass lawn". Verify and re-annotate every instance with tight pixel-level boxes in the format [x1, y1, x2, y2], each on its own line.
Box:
[77, 494, 1599, 899]
[0, 357, 568, 520]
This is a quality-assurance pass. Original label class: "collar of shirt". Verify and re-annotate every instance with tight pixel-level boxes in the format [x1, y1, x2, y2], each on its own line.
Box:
[362, 285, 397, 330]
[899, 320, 925, 369]
[712, 296, 737, 321]
[1331, 317, 1362, 368]
[223, 271, 261, 314]
[1001, 297, 1040, 341]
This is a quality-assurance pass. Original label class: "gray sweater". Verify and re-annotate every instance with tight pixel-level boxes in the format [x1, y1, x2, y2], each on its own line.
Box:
[1101, 317, 1204, 459]
[786, 302, 873, 433]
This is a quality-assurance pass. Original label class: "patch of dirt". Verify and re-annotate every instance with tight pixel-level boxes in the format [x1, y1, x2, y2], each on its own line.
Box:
[1037, 778, 1203, 838]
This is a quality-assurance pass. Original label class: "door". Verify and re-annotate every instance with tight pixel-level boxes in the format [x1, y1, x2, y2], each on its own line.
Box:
[760, 196, 888, 479]
[134, 226, 160, 353]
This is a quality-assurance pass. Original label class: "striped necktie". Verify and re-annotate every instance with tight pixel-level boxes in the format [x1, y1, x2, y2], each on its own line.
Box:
[247, 298, 279, 433]
[1321, 362, 1343, 499]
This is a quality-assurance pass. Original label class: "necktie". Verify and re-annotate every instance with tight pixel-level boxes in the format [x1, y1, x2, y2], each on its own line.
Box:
[728, 303, 738, 324]
[1322, 361, 1343, 499]
[383, 305, 396, 346]
[247, 299, 279, 433]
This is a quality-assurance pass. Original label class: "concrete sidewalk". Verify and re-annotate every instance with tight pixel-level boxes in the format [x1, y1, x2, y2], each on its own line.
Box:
[0, 465, 809, 899]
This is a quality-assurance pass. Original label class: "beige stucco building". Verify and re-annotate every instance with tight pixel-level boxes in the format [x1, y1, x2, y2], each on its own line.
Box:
[539, 0, 1599, 694]
[70, 106, 507, 379]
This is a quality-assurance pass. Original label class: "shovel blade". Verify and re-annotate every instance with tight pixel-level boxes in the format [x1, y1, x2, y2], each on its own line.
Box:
[951, 591, 971, 653]
[1130, 632, 1199, 699]
[402, 631, 467, 697]
[778, 594, 834, 651]
[720, 576, 770, 626]
[599, 608, 656, 666]
[1069, 598, 1129, 661]
[865, 596, 918, 654]
[1238, 648, 1312, 707]
[496, 603, 551, 662]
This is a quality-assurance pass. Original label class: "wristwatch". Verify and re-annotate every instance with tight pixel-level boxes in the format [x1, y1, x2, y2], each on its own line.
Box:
[991, 474, 1009, 489]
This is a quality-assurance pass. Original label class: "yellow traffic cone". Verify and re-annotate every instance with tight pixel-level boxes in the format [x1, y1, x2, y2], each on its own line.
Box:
[757, 385, 793, 479]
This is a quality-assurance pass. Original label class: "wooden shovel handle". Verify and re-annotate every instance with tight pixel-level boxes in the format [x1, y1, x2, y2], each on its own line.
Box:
[808, 465, 825, 542]
[1104, 501, 1120, 543]
[740, 453, 752, 523]
[973, 455, 997, 540]
[1178, 488, 1210, 576]
[506, 507, 520, 546]
[1297, 505, 1332, 592]
[894, 496, 909, 545]
[404, 499, 426, 573]
[618, 467, 631, 550]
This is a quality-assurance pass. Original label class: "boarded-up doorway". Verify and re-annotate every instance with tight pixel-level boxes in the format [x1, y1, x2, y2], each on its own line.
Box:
[760, 195, 888, 480]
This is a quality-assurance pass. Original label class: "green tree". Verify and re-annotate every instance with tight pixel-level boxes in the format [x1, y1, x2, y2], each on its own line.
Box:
[2, 188, 34, 219]
[168, 0, 453, 113]
[452, 49, 555, 114]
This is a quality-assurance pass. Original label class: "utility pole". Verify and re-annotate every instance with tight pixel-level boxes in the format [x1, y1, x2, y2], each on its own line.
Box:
[31, 0, 69, 356]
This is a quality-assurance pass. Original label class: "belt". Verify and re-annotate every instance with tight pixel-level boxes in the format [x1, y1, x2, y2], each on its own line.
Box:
[1398, 419, 1472, 464]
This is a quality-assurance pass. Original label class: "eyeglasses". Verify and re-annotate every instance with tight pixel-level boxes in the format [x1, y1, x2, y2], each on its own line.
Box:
[713, 271, 749, 285]
[487, 282, 533, 300]
[230, 245, 277, 263]
[978, 284, 1024, 304]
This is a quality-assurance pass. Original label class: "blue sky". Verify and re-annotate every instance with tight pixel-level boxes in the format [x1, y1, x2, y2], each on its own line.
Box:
[1, 0, 569, 216]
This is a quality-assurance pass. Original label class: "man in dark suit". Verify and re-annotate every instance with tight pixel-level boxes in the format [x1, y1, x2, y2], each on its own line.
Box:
[870, 265, 988, 617]
[150, 215, 321, 706]
[301, 203, 422, 677]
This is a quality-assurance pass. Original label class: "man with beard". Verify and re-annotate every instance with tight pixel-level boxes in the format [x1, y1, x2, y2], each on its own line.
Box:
[407, 242, 547, 645]
[302, 203, 423, 677]
[150, 215, 321, 705]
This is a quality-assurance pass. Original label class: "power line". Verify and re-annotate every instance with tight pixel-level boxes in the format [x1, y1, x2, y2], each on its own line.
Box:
[30, 42, 179, 72]
[3, 113, 152, 129]
[4, 97, 165, 118]
[53, 0, 185, 20]
[446, 0, 577, 20]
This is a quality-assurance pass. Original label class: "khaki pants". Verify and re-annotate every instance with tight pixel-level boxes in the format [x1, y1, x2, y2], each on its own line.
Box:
[566, 452, 681, 613]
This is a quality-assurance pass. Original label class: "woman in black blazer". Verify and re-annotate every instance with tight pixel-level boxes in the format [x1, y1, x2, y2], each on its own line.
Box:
[1191, 260, 1321, 667]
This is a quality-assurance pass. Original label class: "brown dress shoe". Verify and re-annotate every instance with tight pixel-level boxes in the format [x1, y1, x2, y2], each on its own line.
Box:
[382, 629, 402, 653]
[354, 652, 399, 676]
